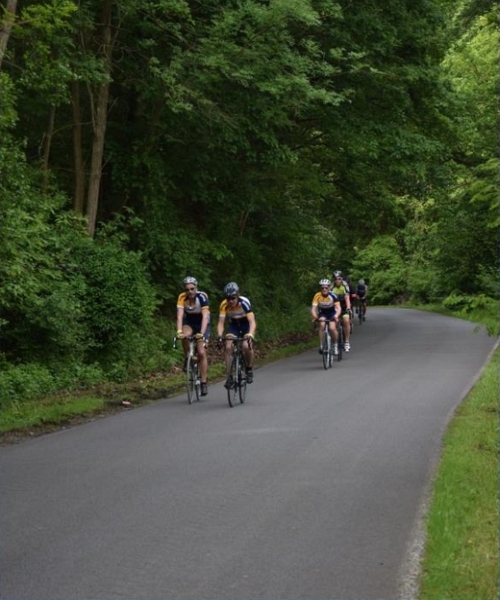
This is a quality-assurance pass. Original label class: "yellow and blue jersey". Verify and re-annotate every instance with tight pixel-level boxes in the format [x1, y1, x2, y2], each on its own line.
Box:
[219, 295, 253, 323]
[177, 291, 210, 326]
[312, 291, 340, 317]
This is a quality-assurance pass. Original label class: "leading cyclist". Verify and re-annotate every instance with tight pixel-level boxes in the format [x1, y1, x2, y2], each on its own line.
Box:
[217, 282, 257, 388]
[176, 276, 211, 396]
[311, 278, 341, 356]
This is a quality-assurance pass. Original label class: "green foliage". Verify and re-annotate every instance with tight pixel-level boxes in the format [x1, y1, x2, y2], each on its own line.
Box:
[350, 236, 407, 304]
[73, 227, 161, 373]
[442, 292, 498, 315]
[0, 361, 106, 409]
[1, 0, 497, 403]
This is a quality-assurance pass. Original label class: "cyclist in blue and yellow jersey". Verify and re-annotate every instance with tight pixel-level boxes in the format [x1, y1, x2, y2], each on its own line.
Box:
[217, 282, 257, 388]
[332, 270, 353, 352]
[176, 276, 211, 396]
[311, 278, 341, 356]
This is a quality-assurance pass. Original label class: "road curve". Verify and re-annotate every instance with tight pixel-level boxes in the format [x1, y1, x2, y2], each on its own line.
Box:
[1, 308, 497, 600]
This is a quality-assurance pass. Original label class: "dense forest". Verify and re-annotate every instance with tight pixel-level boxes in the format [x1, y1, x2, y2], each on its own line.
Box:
[1, 0, 498, 401]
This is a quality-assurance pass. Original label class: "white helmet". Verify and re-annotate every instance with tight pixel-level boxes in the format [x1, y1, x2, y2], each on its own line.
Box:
[183, 276, 197, 286]
[319, 278, 331, 287]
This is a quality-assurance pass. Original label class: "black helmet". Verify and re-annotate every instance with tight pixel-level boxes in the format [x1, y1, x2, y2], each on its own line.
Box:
[224, 282, 239, 298]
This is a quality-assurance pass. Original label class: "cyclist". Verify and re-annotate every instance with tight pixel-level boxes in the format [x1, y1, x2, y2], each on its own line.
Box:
[345, 275, 357, 309]
[176, 276, 211, 396]
[332, 270, 353, 352]
[311, 278, 341, 356]
[356, 278, 368, 321]
[217, 282, 257, 388]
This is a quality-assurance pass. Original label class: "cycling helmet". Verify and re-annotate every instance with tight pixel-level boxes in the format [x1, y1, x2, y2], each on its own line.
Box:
[333, 270, 343, 279]
[224, 282, 239, 298]
[319, 278, 331, 287]
[358, 279, 365, 285]
[183, 276, 197, 286]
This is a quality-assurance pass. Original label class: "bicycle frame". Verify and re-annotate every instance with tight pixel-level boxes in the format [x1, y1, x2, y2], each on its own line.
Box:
[174, 336, 201, 404]
[317, 318, 336, 369]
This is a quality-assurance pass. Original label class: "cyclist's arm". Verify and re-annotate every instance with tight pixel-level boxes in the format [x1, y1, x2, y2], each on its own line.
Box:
[217, 314, 226, 338]
[334, 301, 341, 320]
[311, 303, 319, 320]
[344, 287, 351, 311]
[176, 306, 185, 332]
[200, 307, 210, 338]
[247, 312, 257, 337]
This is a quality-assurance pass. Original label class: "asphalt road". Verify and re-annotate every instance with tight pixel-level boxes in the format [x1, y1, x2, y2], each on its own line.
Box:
[1, 308, 497, 600]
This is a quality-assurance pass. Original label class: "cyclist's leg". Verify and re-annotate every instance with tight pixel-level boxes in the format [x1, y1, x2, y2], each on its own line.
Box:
[342, 313, 350, 346]
[194, 323, 210, 383]
[224, 332, 237, 379]
[180, 324, 193, 370]
[328, 320, 337, 346]
[239, 323, 253, 369]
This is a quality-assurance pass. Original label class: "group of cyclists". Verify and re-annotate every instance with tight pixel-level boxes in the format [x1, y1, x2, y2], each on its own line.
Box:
[311, 271, 368, 357]
[175, 272, 367, 397]
[176, 278, 256, 397]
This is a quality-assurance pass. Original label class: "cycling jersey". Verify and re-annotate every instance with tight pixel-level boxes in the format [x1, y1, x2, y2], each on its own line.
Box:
[312, 291, 340, 319]
[219, 295, 254, 336]
[177, 291, 210, 332]
[356, 284, 367, 299]
[332, 284, 350, 312]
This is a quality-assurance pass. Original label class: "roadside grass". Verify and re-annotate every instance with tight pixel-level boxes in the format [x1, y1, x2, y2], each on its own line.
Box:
[418, 349, 499, 600]
[0, 334, 315, 439]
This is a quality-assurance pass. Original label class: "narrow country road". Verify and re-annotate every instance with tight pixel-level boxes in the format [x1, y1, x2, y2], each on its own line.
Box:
[1, 309, 497, 600]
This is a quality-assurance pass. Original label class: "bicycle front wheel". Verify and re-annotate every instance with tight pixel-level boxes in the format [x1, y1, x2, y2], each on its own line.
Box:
[193, 361, 201, 402]
[227, 355, 238, 407]
[186, 356, 195, 404]
[322, 328, 330, 370]
[238, 355, 247, 404]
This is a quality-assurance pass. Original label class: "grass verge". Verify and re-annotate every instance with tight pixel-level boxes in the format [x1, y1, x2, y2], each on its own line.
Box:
[418, 349, 499, 600]
[0, 333, 316, 443]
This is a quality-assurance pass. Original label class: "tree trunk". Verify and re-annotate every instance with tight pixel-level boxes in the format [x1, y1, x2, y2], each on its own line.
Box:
[40, 104, 56, 192]
[0, 0, 17, 72]
[71, 80, 86, 214]
[85, 0, 113, 237]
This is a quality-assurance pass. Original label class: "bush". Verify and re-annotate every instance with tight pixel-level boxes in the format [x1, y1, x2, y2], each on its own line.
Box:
[74, 232, 161, 374]
[350, 236, 407, 304]
[0, 363, 56, 407]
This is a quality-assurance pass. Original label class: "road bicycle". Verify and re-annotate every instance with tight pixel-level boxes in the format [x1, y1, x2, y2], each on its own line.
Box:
[317, 319, 337, 370]
[224, 337, 249, 407]
[174, 335, 202, 404]
[356, 297, 367, 325]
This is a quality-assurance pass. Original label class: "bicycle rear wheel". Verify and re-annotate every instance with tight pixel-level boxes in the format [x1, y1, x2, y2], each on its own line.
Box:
[227, 355, 238, 407]
[238, 356, 247, 404]
[358, 304, 363, 326]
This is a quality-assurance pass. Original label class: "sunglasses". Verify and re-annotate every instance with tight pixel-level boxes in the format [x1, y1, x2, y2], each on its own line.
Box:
[334, 278, 342, 281]
[321, 286, 330, 289]
[228, 296, 237, 301]
[185, 287, 196, 292]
